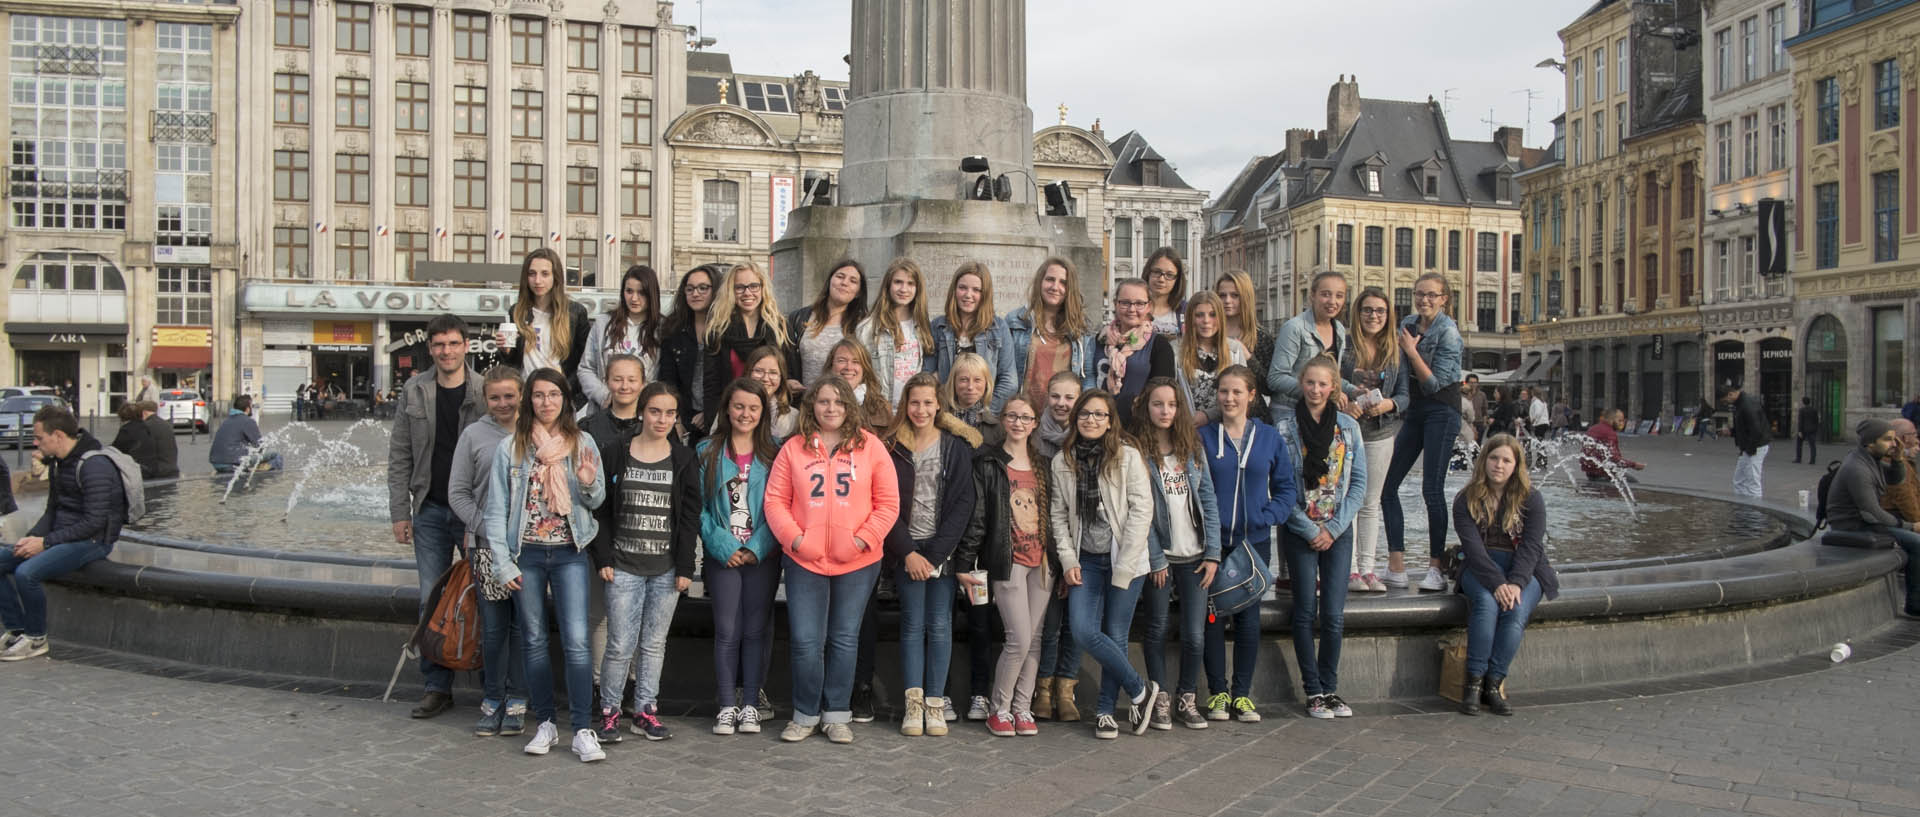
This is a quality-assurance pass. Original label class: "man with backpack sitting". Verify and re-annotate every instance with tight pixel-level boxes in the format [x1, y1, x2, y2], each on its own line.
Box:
[0, 406, 128, 661]
[1825, 418, 1919, 617]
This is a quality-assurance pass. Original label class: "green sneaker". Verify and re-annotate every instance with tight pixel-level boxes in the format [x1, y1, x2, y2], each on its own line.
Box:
[1232, 696, 1261, 723]
[1204, 692, 1230, 721]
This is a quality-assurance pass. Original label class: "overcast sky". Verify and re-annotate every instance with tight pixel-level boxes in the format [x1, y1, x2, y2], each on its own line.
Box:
[673, 0, 1594, 202]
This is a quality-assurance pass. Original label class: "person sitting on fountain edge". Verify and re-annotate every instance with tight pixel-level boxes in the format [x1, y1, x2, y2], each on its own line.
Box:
[1825, 419, 1919, 617]
[1581, 409, 1644, 483]
[0, 406, 126, 661]
[209, 395, 282, 474]
[140, 401, 180, 479]
[1884, 420, 1920, 527]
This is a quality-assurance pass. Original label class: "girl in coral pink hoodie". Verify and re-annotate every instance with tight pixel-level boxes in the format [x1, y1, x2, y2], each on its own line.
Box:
[765, 375, 900, 744]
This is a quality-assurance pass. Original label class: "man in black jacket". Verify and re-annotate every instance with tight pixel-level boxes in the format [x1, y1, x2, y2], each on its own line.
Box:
[0, 406, 125, 661]
[1826, 419, 1919, 616]
[1794, 396, 1820, 464]
[140, 401, 181, 479]
[1721, 383, 1770, 498]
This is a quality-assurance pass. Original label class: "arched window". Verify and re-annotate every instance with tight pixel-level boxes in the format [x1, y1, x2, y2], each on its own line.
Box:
[11, 251, 125, 291]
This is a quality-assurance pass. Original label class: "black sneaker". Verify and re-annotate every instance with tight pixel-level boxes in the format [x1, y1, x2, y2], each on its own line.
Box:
[595, 707, 624, 744]
[1127, 681, 1161, 735]
[850, 684, 876, 723]
[631, 703, 671, 740]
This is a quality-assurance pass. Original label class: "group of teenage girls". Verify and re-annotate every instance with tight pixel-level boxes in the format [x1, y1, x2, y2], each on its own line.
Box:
[459, 245, 1561, 761]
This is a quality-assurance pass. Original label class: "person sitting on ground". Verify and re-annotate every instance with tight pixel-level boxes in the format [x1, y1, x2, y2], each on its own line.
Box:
[110, 402, 157, 477]
[1580, 409, 1645, 483]
[0, 406, 126, 661]
[139, 401, 180, 479]
[209, 395, 282, 473]
[1825, 419, 1918, 617]
[1880, 419, 1920, 526]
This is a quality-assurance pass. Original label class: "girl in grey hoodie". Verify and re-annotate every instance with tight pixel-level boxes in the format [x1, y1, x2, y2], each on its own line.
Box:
[448, 366, 528, 738]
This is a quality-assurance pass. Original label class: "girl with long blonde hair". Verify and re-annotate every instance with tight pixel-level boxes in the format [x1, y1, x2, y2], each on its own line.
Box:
[1175, 292, 1248, 426]
[856, 258, 935, 404]
[1007, 257, 1096, 403]
[701, 262, 790, 434]
[1213, 270, 1274, 417]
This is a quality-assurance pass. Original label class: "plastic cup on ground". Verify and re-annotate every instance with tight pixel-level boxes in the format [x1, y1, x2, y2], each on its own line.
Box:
[1830, 642, 1851, 662]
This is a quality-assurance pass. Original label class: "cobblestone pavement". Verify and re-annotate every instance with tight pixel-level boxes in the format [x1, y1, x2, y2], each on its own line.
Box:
[3, 635, 1917, 817]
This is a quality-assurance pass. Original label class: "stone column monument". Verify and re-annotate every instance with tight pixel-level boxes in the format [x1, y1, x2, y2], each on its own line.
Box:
[770, 0, 1102, 317]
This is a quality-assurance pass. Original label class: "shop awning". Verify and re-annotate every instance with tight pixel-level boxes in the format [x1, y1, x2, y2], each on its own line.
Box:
[1518, 351, 1561, 382]
[148, 346, 212, 370]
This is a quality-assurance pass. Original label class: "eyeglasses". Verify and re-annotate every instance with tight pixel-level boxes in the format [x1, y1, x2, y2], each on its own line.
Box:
[1148, 269, 1179, 281]
[1358, 306, 1389, 316]
[682, 284, 713, 294]
[1413, 291, 1445, 301]
[1002, 413, 1037, 425]
[1076, 409, 1111, 421]
[1115, 299, 1149, 310]
[734, 282, 763, 294]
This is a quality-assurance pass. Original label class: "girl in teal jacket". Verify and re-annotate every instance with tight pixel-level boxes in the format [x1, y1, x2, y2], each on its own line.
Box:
[697, 377, 781, 736]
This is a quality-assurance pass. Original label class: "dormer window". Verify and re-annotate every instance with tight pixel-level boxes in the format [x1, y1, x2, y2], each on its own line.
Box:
[1412, 156, 1445, 200]
[1424, 173, 1439, 197]
[1141, 159, 1162, 187]
[1356, 152, 1388, 196]
[1482, 161, 1516, 204]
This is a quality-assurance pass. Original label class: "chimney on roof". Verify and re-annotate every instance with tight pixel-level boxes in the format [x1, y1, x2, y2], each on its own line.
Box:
[1090, 118, 1103, 137]
[1285, 128, 1315, 163]
[1493, 125, 1524, 160]
[1327, 74, 1360, 142]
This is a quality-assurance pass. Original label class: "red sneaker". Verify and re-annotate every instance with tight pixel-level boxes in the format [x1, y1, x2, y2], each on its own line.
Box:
[1014, 711, 1039, 736]
[985, 712, 1017, 737]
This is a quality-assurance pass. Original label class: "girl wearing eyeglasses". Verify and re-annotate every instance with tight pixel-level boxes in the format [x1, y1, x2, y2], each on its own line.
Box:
[1143, 248, 1188, 338]
[976, 394, 1056, 736]
[1343, 287, 1408, 593]
[1052, 389, 1159, 739]
[657, 265, 718, 439]
[1100, 278, 1175, 428]
[702, 263, 790, 437]
[1381, 272, 1465, 593]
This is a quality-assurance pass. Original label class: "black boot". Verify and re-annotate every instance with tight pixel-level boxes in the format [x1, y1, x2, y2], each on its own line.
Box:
[1482, 676, 1513, 716]
[1459, 676, 1483, 715]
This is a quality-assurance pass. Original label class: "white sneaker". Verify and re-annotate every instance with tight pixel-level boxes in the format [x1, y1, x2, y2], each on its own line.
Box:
[967, 695, 990, 721]
[736, 704, 761, 734]
[0, 634, 47, 661]
[943, 698, 958, 722]
[572, 728, 606, 762]
[1382, 570, 1409, 588]
[1416, 566, 1448, 592]
[712, 706, 738, 735]
[1347, 574, 1370, 592]
[523, 720, 559, 755]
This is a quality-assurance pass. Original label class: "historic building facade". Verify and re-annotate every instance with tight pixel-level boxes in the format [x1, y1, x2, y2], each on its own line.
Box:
[1101, 129, 1207, 295]
[0, 0, 242, 414]
[235, 0, 683, 411]
[1786, 0, 1919, 435]
[1205, 76, 1529, 366]
[1700, 0, 1799, 438]
[1521, 0, 1712, 428]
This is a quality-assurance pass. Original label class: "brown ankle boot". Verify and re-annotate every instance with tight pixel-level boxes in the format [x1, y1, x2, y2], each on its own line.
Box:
[1054, 678, 1081, 722]
[1032, 676, 1055, 720]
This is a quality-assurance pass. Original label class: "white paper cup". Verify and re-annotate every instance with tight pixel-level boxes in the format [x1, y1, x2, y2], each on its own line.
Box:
[967, 570, 989, 605]
[1798, 489, 1811, 509]
[498, 322, 519, 348]
[1830, 642, 1851, 662]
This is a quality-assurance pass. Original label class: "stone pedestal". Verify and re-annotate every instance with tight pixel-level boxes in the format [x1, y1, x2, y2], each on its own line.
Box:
[770, 199, 1101, 317]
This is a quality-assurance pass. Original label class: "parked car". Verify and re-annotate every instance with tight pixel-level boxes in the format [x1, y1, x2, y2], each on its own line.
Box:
[157, 389, 210, 432]
[0, 394, 70, 448]
[0, 386, 58, 400]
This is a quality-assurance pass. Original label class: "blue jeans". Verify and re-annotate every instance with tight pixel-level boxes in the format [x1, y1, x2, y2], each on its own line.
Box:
[1459, 549, 1544, 679]
[1067, 552, 1146, 716]
[0, 539, 110, 636]
[515, 544, 594, 728]
[599, 570, 681, 712]
[1037, 594, 1080, 679]
[895, 567, 956, 698]
[1281, 528, 1352, 696]
[1142, 559, 1210, 695]
[786, 558, 881, 727]
[1383, 398, 1462, 558]
[477, 588, 525, 711]
[411, 500, 464, 693]
[1872, 526, 1920, 614]
[707, 554, 779, 708]
[1204, 543, 1270, 699]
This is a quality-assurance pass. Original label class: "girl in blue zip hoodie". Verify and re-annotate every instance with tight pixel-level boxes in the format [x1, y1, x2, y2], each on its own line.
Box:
[697, 377, 781, 736]
[1273, 355, 1369, 721]
[1196, 365, 1297, 724]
